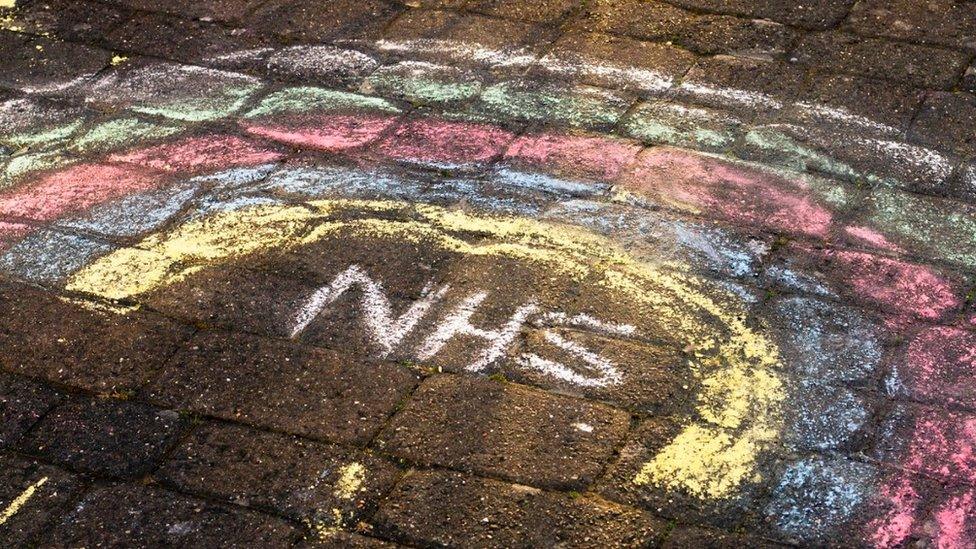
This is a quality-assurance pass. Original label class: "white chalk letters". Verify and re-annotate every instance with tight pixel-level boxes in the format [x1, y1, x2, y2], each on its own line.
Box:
[290, 264, 632, 387]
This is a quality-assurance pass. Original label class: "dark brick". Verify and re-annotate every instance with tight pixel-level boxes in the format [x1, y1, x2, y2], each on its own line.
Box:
[573, 0, 798, 57]
[45, 483, 297, 546]
[247, 0, 403, 42]
[789, 73, 925, 134]
[142, 264, 318, 338]
[376, 375, 630, 490]
[380, 9, 462, 41]
[0, 454, 81, 547]
[499, 327, 694, 415]
[847, 0, 976, 52]
[300, 532, 400, 548]
[792, 32, 968, 90]
[103, 12, 267, 64]
[1, 0, 132, 43]
[147, 332, 418, 445]
[21, 396, 187, 478]
[108, 0, 266, 23]
[437, 14, 556, 58]
[373, 469, 667, 548]
[0, 373, 59, 449]
[537, 32, 695, 93]
[677, 55, 805, 116]
[157, 422, 400, 523]
[663, 526, 785, 548]
[965, 63, 976, 93]
[0, 282, 192, 393]
[0, 32, 110, 93]
[910, 92, 976, 157]
[469, 0, 581, 24]
[665, 0, 856, 30]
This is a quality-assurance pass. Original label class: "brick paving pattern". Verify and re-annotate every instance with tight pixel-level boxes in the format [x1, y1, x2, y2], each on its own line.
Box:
[0, 0, 974, 546]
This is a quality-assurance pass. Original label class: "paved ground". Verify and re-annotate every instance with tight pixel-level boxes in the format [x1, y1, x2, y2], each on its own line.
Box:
[0, 0, 974, 546]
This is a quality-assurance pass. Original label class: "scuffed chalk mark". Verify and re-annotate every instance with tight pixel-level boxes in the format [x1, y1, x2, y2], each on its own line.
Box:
[0, 477, 47, 526]
[678, 81, 783, 110]
[793, 102, 900, 137]
[267, 45, 378, 84]
[374, 38, 538, 68]
[494, 168, 608, 198]
[333, 462, 366, 500]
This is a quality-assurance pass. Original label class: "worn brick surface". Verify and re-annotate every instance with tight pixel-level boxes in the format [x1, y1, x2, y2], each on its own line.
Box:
[846, 0, 976, 52]
[792, 32, 968, 90]
[44, 483, 297, 546]
[0, 281, 191, 392]
[910, 92, 976, 158]
[147, 332, 418, 445]
[0, 454, 82, 547]
[373, 469, 667, 548]
[247, 0, 402, 42]
[573, 0, 798, 57]
[376, 375, 630, 490]
[21, 396, 187, 478]
[0, 31, 110, 93]
[1, 0, 132, 43]
[0, 373, 59, 449]
[669, 0, 856, 29]
[102, 11, 266, 63]
[107, 0, 266, 23]
[157, 421, 400, 522]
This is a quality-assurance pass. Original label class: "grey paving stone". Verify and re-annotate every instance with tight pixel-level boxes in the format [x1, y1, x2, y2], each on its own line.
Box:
[0, 373, 60, 449]
[0, 454, 82, 547]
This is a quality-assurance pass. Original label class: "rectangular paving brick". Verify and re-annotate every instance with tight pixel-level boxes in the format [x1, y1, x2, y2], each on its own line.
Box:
[792, 32, 968, 90]
[375, 374, 631, 490]
[372, 469, 667, 548]
[470, 0, 581, 24]
[2, 0, 133, 43]
[142, 263, 319, 338]
[0, 281, 192, 393]
[847, 0, 976, 52]
[0, 31, 110, 93]
[538, 32, 696, 93]
[789, 73, 925, 135]
[147, 331, 418, 445]
[0, 373, 60, 449]
[677, 55, 805, 116]
[103, 11, 268, 63]
[108, 0, 267, 23]
[247, 0, 402, 42]
[20, 396, 187, 478]
[157, 421, 400, 523]
[44, 483, 297, 546]
[663, 526, 786, 548]
[572, 0, 798, 57]
[0, 454, 82, 547]
[665, 0, 855, 30]
[910, 91, 976, 157]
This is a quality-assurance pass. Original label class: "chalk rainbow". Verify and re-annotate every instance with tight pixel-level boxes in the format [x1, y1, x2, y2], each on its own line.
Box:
[0, 36, 974, 546]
